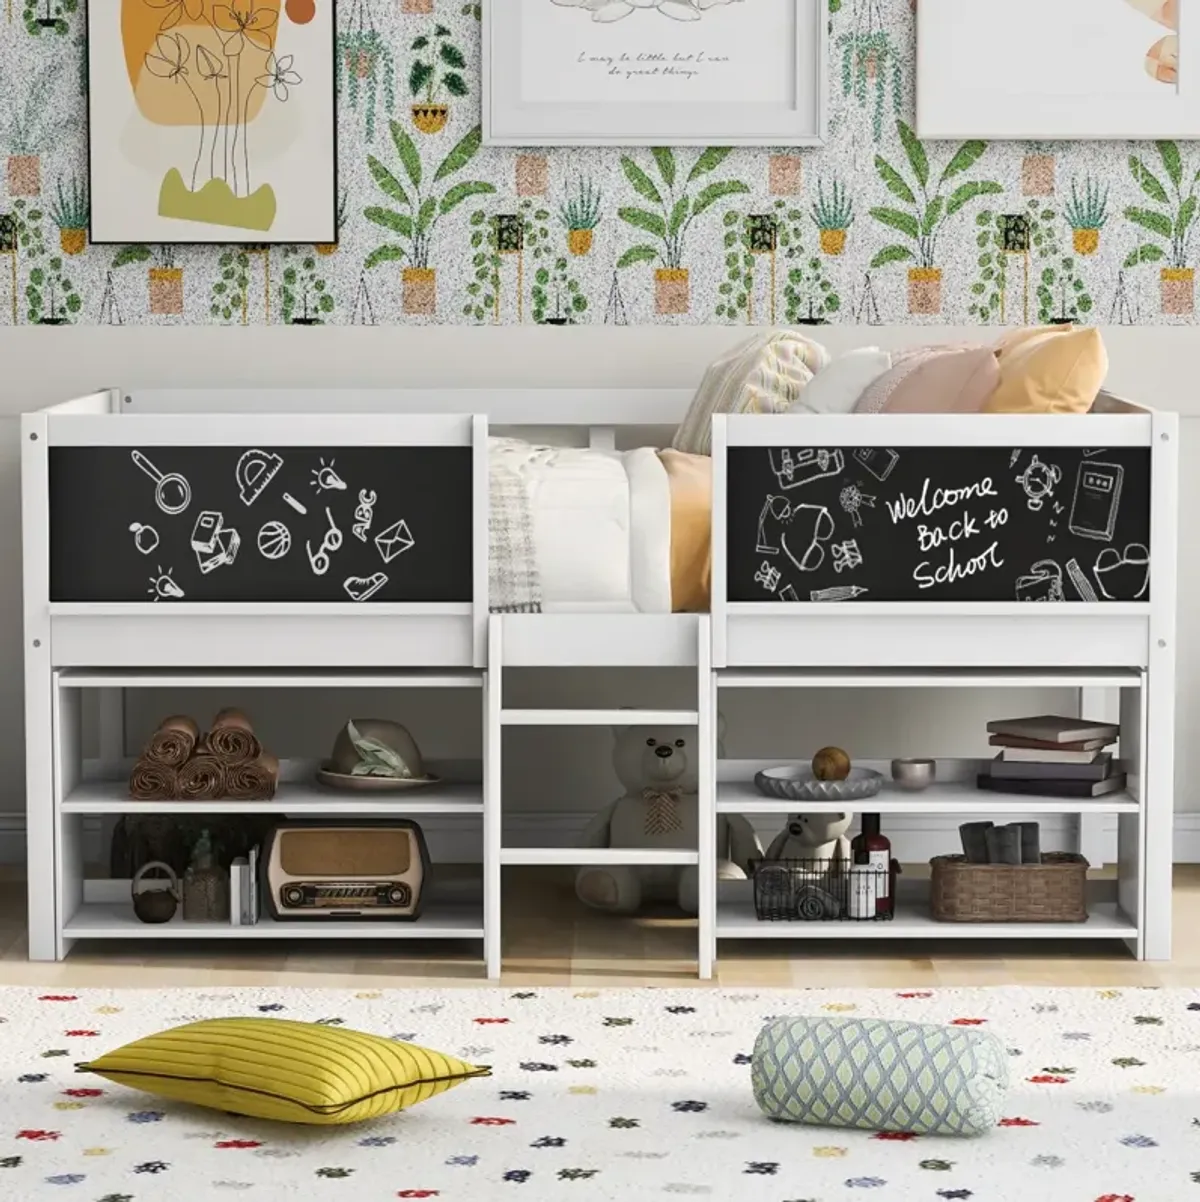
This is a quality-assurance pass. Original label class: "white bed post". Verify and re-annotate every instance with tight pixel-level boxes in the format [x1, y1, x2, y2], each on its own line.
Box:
[697, 615, 716, 979]
[484, 614, 503, 979]
[711, 416, 728, 670]
[1077, 687, 1118, 868]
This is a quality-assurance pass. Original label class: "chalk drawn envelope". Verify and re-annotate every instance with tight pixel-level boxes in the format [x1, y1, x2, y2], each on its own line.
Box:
[374, 519, 415, 564]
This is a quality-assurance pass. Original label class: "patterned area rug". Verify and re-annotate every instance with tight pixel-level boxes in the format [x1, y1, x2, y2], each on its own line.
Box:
[0, 986, 1193, 1201]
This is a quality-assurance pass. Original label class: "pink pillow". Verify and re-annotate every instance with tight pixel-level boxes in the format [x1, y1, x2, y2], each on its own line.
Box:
[854, 347, 1000, 414]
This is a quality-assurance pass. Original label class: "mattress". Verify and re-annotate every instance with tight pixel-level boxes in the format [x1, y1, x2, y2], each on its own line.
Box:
[489, 438, 673, 613]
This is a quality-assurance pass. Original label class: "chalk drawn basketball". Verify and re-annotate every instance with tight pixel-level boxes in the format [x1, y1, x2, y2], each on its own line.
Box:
[257, 521, 292, 560]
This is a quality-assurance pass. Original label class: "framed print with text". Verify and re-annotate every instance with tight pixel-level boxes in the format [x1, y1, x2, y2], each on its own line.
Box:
[918, 0, 1199, 139]
[483, 0, 827, 146]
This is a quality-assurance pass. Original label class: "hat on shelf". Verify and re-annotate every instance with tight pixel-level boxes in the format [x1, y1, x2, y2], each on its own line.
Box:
[316, 719, 438, 791]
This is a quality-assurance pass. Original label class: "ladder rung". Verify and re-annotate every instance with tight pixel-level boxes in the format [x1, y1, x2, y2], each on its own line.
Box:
[501, 848, 699, 866]
[500, 709, 699, 726]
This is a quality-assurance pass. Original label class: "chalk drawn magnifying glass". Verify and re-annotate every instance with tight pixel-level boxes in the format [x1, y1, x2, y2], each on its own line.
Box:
[131, 450, 191, 515]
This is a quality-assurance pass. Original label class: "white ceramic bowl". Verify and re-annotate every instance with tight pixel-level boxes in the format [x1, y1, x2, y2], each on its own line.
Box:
[754, 765, 883, 802]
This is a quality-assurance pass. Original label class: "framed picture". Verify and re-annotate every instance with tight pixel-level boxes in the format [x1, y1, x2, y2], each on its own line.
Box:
[918, 0, 1197, 140]
[483, 0, 826, 147]
[87, 0, 337, 245]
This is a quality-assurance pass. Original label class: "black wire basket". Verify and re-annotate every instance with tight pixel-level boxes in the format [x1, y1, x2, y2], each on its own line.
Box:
[750, 857, 897, 922]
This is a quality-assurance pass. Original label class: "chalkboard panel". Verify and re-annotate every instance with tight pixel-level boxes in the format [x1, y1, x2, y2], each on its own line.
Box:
[50, 446, 473, 603]
[727, 445, 1152, 603]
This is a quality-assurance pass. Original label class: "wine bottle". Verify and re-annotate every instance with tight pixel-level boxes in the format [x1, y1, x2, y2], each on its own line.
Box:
[850, 813, 893, 917]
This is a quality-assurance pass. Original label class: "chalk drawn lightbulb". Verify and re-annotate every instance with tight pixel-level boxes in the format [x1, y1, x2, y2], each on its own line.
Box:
[147, 567, 184, 601]
[312, 457, 347, 492]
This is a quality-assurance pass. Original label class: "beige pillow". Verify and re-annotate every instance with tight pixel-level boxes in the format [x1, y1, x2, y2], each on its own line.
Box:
[855, 346, 1000, 414]
[672, 331, 830, 455]
[983, 326, 1107, 414]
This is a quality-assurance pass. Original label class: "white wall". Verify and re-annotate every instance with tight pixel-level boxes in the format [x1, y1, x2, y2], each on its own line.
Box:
[1, 325, 1195, 855]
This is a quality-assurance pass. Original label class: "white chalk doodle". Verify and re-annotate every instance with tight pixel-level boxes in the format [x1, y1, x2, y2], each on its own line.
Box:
[1069, 461, 1125, 541]
[780, 504, 835, 574]
[282, 492, 307, 515]
[831, 540, 863, 573]
[352, 489, 378, 542]
[235, 449, 283, 507]
[306, 506, 344, 576]
[1066, 557, 1099, 602]
[257, 520, 291, 561]
[344, 572, 389, 602]
[838, 482, 877, 528]
[756, 495, 789, 554]
[190, 510, 241, 575]
[851, 448, 899, 482]
[1015, 455, 1062, 511]
[769, 447, 845, 490]
[147, 567, 184, 601]
[1015, 559, 1065, 603]
[312, 457, 348, 493]
[1094, 544, 1150, 600]
[754, 561, 782, 592]
[1010, 450, 1022, 468]
[1082, 448, 1108, 458]
[128, 522, 159, 555]
[810, 585, 868, 602]
[778, 585, 800, 602]
[131, 450, 191, 516]
[375, 518, 415, 565]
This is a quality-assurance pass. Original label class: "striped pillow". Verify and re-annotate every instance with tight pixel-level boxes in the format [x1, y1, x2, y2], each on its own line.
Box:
[77, 1017, 490, 1125]
[672, 331, 830, 455]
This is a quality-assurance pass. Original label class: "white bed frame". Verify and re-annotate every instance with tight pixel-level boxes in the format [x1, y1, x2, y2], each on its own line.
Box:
[22, 388, 1178, 979]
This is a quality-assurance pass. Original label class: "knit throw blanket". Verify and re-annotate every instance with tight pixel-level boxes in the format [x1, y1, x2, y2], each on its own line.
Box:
[488, 445, 543, 613]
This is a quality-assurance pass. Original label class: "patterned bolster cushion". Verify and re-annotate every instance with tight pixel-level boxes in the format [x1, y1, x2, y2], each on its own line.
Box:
[751, 1015, 1009, 1137]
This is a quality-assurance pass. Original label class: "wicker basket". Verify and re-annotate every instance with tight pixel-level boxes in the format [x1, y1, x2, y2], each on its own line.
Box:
[929, 853, 1089, 923]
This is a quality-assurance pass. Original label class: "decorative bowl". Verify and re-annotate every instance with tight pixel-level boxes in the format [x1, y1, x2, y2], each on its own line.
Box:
[753, 765, 883, 802]
[890, 758, 937, 791]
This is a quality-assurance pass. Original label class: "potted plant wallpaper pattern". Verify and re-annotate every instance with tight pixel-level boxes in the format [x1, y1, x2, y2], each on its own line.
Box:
[2, 0, 1200, 324]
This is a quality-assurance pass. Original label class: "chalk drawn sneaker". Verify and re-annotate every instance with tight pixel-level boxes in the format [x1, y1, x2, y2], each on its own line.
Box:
[1093, 544, 1150, 601]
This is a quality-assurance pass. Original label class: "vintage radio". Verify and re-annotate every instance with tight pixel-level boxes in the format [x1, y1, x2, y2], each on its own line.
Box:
[263, 821, 429, 921]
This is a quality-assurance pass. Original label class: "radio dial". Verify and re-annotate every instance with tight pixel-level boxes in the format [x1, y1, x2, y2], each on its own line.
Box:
[283, 885, 305, 907]
[388, 885, 409, 906]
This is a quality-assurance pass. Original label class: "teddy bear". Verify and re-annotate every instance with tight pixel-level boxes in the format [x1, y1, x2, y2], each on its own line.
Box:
[764, 812, 853, 866]
[575, 721, 761, 916]
[760, 812, 854, 920]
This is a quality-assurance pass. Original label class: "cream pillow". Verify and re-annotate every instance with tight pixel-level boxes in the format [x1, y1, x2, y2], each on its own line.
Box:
[855, 347, 1000, 414]
[983, 326, 1107, 414]
[788, 348, 892, 415]
[672, 331, 830, 455]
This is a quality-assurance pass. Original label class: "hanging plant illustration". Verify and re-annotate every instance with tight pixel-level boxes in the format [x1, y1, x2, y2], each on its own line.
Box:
[835, 0, 901, 142]
[336, 0, 395, 142]
[869, 120, 1002, 315]
[616, 146, 749, 316]
[410, 22, 468, 134]
[1123, 141, 1199, 316]
[113, 243, 186, 316]
[364, 122, 495, 316]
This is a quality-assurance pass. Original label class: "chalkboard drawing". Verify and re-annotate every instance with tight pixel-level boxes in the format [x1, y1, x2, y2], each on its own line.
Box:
[128, 522, 159, 556]
[1015, 559, 1066, 603]
[838, 482, 877, 529]
[312, 457, 348, 493]
[781, 504, 834, 574]
[375, 518, 416, 564]
[352, 489, 378, 542]
[236, 450, 284, 507]
[831, 540, 863, 573]
[1066, 557, 1100, 602]
[851, 448, 899, 483]
[147, 567, 184, 601]
[306, 506, 344, 576]
[779, 585, 800, 602]
[257, 520, 292, 561]
[1010, 450, 1022, 468]
[282, 492, 308, 515]
[131, 450, 192, 516]
[1015, 454, 1063, 511]
[810, 585, 869, 602]
[754, 561, 782, 592]
[191, 511, 241, 575]
[1094, 544, 1150, 600]
[769, 448, 845, 491]
[1069, 461, 1125, 541]
[344, 572, 389, 602]
[756, 495, 789, 555]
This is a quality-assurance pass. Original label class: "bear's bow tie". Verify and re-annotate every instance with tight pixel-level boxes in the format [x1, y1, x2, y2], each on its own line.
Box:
[642, 787, 684, 835]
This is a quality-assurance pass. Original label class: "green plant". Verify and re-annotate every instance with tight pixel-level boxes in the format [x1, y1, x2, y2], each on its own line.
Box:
[836, 26, 901, 142]
[533, 256, 588, 324]
[409, 23, 468, 104]
[0, 61, 68, 154]
[23, 0, 76, 37]
[716, 210, 755, 321]
[336, 28, 395, 142]
[777, 200, 840, 323]
[1124, 141, 1198, 269]
[12, 199, 79, 323]
[870, 120, 1003, 271]
[616, 147, 749, 272]
[461, 2, 482, 16]
[811, 178, 854, 231]
[364, 122, 495, 270]
[465, 208, 501, 322]
[1065, 176, 1109, 230]
[49, 173, 87, 230]
[560, 177, 603, 232]
[113, 244, 177, 269]
[210, 248, 250, 323]
[281, 248, 334, 324]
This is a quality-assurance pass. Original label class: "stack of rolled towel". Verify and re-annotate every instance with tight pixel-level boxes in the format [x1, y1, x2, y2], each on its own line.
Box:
[128, 709, 280, 801]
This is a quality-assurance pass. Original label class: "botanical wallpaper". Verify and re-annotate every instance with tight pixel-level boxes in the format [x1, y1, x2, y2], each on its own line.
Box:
[0, 0, 1195, 326]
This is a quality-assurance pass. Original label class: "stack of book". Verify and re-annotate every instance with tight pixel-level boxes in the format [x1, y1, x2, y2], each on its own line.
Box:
[978, 715, 1125, 797]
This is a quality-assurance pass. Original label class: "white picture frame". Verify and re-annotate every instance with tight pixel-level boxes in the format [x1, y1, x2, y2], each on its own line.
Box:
[483, 0, 826, 147]
[917, 0, 1196, 140]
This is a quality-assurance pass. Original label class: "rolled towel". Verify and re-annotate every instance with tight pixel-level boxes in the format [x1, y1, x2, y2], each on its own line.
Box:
[128, 759, 179, 801]
[177, 754, 227, 801]
[959, 821, 993, 864]
[985, 823, 1023, 865]
[143, 715, 200, 769]
[206, 708, 262, 767]
[225, 753, 280, 801]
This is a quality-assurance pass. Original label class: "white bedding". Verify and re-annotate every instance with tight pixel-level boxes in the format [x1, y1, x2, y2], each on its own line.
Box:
[489, 438, 673, 612]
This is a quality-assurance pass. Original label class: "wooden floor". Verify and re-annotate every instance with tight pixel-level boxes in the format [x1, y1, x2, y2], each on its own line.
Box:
[2, 867, 1198, 989]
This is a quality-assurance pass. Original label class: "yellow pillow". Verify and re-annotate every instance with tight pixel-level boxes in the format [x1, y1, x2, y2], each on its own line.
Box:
[76, 1017, 490, 1125]
[983, 326, 1107, 414]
